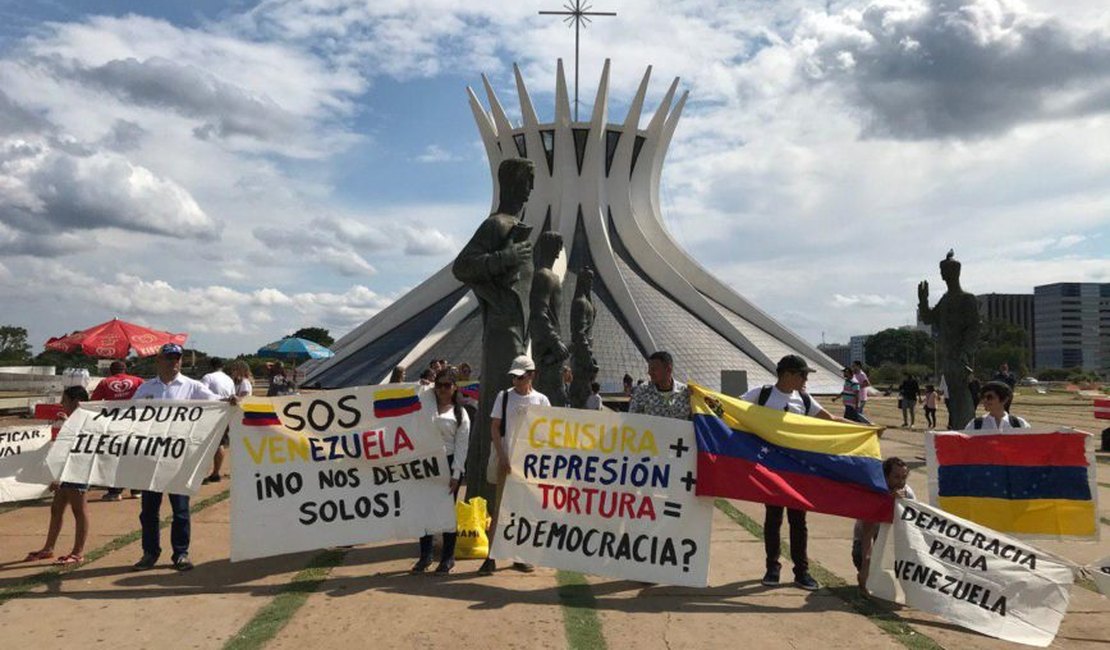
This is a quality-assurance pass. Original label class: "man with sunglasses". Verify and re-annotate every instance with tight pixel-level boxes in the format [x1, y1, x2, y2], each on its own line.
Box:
[965, 380, 1029, 431]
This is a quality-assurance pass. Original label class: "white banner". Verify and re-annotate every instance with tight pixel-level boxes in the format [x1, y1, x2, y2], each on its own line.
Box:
[229, 384, 456, 561]
[45, 400, 230, 495]
[867, 499, 1074, 647]
[490, 406, 713, 587]
[0, 425, 52, 503]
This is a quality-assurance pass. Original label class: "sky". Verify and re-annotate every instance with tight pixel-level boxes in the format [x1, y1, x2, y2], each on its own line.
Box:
[0, 0, 1107, 357]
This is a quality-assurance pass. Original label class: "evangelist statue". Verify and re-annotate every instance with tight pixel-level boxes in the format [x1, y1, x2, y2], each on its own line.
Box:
[568, 267, 599, 409]
[529, 231, 568, 406]
[452, 158, 535, 497]
[917, 250, 981, 429]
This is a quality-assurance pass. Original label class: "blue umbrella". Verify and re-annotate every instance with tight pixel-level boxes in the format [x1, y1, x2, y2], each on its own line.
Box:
[257, 337, 335, 360]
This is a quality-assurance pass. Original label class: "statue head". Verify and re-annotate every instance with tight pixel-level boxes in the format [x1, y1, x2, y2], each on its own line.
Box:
[534, 231, 563, 269]
[497, 158, 535, 214]
[574, 267, 594, 297]
[939, 249, 961, 287]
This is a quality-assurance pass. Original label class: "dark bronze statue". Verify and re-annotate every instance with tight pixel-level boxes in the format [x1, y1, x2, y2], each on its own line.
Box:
[529, 231, 568, 406]
[568, 267, 599, 409]
[452, 158, 535, 498]
[917, 250, 981, 429]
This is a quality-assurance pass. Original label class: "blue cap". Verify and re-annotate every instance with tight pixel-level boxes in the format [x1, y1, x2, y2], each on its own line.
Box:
[160, 343, 184, 357]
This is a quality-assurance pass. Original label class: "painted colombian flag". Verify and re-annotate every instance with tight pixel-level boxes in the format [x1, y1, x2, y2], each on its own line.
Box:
[928, 430, 1096, 539]
[460, 381, 480, 402]
[373, 387, 422, 418]
[690, 384, 894, 523]
[241, 402, 281, 427]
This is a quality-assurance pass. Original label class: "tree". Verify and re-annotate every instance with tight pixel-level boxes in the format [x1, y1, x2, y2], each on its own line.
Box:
[0, 325, 32, 364]
[290, 327, 334, 348]
[864, 328, 934, 367]
[976, 319, 1029, 375]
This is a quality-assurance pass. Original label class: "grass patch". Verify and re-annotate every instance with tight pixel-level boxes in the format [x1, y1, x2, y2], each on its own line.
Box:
[223, 548, 347, 650]
[0, 489, 230, 606]
[556, 570, 607, 650]
[713, 500, 944, 650]
[0, 497, 49, 516]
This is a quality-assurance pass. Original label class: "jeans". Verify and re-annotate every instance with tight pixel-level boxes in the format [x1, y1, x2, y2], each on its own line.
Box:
[843, 406, 871, 424]
[901, 400, 916, 425]
[141, 491, 190, 558]
[764, 505, 808, 578]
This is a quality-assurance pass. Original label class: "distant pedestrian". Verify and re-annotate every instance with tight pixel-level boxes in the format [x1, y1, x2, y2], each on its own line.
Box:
[418, 368, 435, 386]
[993, 362, 1016, 389]
[622, 373, 633, 397]
[266, 362, 291, 396]
[831, 367, 870, 423]
[200, 357, 235, 399]
[24, 386, 91, 566]
[851, 361, 871, 415]
[93, 361, 143, 501]
[389, 365, 405, 383]
[899, 373, 920, 428]
[585, 382, 603, 410]
[922, 384, 939, 428]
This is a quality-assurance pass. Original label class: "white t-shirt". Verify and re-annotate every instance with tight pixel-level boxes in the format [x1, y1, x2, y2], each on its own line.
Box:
[201, 371, 235, 398]
[434, 406, 471, 479]
[585, 393, 603, 410]
[235, 379, 253, 397]
[739, 385, 823, 417]
[963, 413, 1030, 432]
[134, 374, 219, 401]
[490, 388, 550, 443]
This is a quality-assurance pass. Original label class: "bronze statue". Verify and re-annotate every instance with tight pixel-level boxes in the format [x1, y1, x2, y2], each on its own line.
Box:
[529, 231, 568, 406]
[451, 158, 535, 498]
[568, 267, 599, 409]
[918, 250, 981, 429]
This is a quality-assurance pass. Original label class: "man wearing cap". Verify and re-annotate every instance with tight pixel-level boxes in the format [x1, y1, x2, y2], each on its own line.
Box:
[130, 343, 221, 572]
[628, 351, 690, 420]
[740, 354, 845, 591]
[479, 354, 551, 576]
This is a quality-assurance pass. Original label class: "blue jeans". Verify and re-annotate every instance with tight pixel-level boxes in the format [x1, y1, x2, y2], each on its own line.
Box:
[141, 491, 190, 558]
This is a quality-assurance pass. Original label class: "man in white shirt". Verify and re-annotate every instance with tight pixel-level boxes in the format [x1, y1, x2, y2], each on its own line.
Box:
[965, 381, 1030, 431]
[851, 360, 871, 415]
[200, 357, 235, 398]
[132, 344, 221, 572]
[479, 354, 550, 576]
[740, 355, 842, 592]
[585, 381, 603, 410]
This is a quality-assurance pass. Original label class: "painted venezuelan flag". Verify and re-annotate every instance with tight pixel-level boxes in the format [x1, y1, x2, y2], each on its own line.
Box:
[927, 430, 1097, 539]
[690, 384, 894, 523]
[241, 402, 281, 427]
[373, 387, 422, 418]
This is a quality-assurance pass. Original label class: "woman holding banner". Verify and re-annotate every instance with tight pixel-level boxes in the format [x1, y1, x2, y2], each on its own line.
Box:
[24, 386, 91, 566]
[412, 368, 471, 574]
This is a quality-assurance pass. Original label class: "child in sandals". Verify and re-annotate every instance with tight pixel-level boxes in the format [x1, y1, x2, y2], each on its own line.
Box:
[24, 386, 91, 566]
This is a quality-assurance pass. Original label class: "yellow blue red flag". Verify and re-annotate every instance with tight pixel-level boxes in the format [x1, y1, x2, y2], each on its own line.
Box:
[690, 384, 893, 523]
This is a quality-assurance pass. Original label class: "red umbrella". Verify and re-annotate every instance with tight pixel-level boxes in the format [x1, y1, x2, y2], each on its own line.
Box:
[45, 318, 188, 358]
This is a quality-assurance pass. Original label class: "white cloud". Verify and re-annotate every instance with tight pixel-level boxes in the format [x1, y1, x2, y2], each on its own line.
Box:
[831, 293, 906, 308]
[415, 144, 463, 163]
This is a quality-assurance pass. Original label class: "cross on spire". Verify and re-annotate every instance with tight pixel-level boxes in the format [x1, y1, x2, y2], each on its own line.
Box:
[539, 1, 616, 121]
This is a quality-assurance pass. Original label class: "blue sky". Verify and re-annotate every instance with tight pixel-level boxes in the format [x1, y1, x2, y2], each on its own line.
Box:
[1, 0, 1107, 357]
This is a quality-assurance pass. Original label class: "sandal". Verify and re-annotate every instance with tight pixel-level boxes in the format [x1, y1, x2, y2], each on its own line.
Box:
[23, 550, 54, 562]
[54, 554, 84, 566]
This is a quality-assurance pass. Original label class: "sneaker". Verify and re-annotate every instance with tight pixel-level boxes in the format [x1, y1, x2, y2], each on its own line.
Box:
[172, 554, 194, 571]
[410, 557, 432, 573]
[794, 573, 820, 591]
[760, 567, 780, 586]
[512, 562, 535, 573]
[201, 474, 221, 485]
[434, 559, 455, 574]
[133, 554, 158, 571]
[101, 492, 122, 502]
[477, 558, 496, 575]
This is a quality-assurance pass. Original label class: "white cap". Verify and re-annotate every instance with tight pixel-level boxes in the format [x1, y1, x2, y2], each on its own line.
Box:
[507, 355, 535, 377]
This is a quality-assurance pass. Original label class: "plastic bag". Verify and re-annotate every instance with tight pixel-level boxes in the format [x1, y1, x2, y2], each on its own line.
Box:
[455, 497, 490, 559]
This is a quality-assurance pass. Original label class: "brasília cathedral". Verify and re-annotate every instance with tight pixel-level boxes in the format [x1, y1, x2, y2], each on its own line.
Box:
[305, 61, 841, 393]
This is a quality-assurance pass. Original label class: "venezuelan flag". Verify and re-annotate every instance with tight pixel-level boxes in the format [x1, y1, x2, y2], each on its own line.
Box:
[460, 381, 480, 402]
[373, 387, 421, 418]
[928, 430, 1096, 539]
[690, 384, 893, 523]
[241, 402, 281, 427]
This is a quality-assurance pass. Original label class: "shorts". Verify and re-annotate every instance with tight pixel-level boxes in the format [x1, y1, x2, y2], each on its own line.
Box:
[59, 481, 89, 493]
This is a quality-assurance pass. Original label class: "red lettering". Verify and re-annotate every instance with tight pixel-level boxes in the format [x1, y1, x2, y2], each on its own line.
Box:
[363, 429, 382, 459]
[636, 496, 656, 521]
[393, 427, 415, 454]
[538, 482, 554, 508]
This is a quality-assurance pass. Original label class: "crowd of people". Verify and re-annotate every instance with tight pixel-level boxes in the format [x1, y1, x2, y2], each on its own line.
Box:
[21, 345, 1031, 595]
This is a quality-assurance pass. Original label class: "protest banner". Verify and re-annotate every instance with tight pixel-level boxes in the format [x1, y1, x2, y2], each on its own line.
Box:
[490, 405, 713, 587]
[229, 384, 456, 561]
[0, 424, 52, 503]
[44, 400, 230, 495]
[926, 428, 1098, 541]
[867, 499, 1074, 647]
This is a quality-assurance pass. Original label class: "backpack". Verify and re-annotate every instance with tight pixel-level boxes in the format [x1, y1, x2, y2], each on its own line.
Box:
[973, 415, 1022, 430]
[758, 384, 812, 414]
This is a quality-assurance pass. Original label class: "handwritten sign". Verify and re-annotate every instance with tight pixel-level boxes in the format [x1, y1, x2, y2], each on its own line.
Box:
[229, 384, 456, 561]
[0, 425, 52, 503]
[491, 406, 712, 587]
[45, 401, 230, 494]
[867, 499, 1073, 647]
